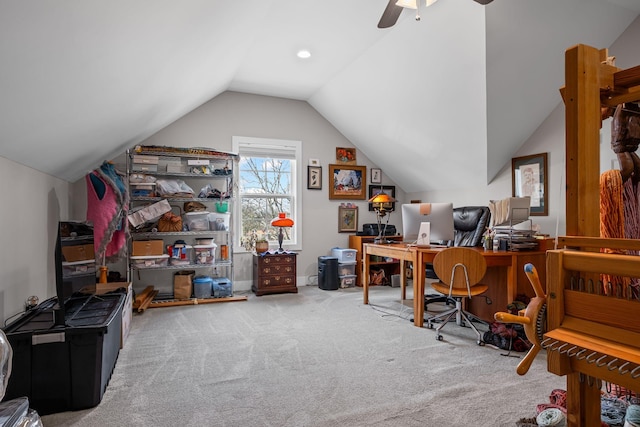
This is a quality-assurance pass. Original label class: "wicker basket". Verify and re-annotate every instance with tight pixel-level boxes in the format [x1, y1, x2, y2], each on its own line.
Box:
[158, 206, 182, 232]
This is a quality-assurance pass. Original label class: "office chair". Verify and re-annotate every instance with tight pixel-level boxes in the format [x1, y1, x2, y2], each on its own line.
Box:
[426, 247, 488, 345]
[424, 206, 491, 308]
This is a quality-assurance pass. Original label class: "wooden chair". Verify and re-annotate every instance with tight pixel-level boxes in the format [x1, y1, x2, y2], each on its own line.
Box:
[427, 247, 488, 345]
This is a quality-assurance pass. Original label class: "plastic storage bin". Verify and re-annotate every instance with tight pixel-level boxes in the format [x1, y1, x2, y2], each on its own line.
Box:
[62, 260, 96, 276]
[193, 244, 217, 264]
[338, 262, 356, 276]
[212, 277, 232, 297]
[130, 254, 169, 268]
[208, 212, 230, 231]
[129, 182, 155, 197]
[184, 211, 210, 231]
[331, 248, 356, 263]
[193, 276, 213, 299]
[3, 294, 124, 415]
[339, 275, 357, 288]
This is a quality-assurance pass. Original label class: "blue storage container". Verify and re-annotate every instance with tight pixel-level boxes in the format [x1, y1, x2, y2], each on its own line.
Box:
[193, 276, 213, 299]
[211, 278, 232, 297]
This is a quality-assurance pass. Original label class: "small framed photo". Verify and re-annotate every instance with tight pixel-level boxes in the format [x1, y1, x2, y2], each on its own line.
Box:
[309, 158, 320, 166]
[338, 206, 358, 233]
[370, 168, 381, 184]
[512, 152, 548, 216]
[307, 166, 322, 190]
[329, 164, 367, 200]
[336, 147, 357, 165]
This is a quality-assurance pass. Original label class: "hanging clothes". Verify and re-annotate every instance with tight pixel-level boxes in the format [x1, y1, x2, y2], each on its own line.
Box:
[86, 162, 129, 263]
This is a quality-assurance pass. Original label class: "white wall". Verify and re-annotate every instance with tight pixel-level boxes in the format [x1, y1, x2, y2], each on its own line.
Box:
[406, 19, 640, 239]
[117, 91, 406, 291]
[0, 156, 70, 323]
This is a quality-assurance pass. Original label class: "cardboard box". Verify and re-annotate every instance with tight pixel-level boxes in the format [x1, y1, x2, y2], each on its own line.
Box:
[61, 244, 95, 262]
[132, 240, 165, 256]
[166, 164, 187, 173]
[132, 164, 158, 172]
[132, 155, 159, 164]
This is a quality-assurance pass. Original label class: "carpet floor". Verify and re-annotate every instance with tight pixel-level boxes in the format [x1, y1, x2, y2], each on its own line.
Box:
[40, 284, 565, 426]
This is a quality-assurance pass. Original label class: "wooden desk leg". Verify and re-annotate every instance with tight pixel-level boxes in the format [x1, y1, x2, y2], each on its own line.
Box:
[506, 255, 518, 305]
[363, 247, 370, 305]
[413, 252, 424, 327]
[400, 261, 406, 301]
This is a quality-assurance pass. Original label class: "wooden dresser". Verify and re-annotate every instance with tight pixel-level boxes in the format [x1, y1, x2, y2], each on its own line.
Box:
[252, 252, 298, 296]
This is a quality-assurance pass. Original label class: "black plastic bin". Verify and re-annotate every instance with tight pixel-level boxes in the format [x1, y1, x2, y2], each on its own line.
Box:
[318, 256, 339, 290]
[3, 293, 124, 415]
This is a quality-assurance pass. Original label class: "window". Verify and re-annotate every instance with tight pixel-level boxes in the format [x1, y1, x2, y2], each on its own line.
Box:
[232, 136, 302, 252]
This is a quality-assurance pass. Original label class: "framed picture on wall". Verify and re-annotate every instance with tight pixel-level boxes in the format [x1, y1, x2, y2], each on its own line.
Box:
[512, 152, 548, 216]
[370, 168, 381, 184]
[307, 166, 322, 190]
[336, 147, 357, 165]
[328, 164, 367, 200]
[338, 206, 358, 232]
[368, 185, 396, 212]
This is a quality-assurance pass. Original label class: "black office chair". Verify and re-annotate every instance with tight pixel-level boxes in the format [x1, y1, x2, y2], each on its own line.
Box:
[424, 206, 491, 309]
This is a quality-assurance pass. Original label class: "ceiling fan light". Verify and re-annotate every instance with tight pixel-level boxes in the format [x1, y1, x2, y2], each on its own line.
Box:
[395, 0, 417, 10]
[395, 0, 437, 10]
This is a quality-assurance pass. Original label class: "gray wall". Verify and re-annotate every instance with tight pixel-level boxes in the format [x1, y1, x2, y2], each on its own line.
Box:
[115, 91, 406, 291]
[0, 156, 70, 323]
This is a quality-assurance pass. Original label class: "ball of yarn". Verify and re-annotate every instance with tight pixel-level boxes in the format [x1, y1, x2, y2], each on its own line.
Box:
[626, 404, 640, 427]
[602, 396, 628, 426]
[537, 408, 567, 427]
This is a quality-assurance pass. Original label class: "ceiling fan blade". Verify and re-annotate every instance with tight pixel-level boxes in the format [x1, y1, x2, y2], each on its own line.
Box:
[473, 0, 494, 4]
[378, 0, 403, 29]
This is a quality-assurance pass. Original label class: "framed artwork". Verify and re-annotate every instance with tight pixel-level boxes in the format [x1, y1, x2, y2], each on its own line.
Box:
[338, 206, 358, 233]
[368, 185, 396, 212]
[307, 166, 322, 190]
[336, 147, 356, 165]
[308, 158, 320, 166]
[370, 168, 381, 184]
[328, 164, 367, 200]
[512, 152, 548, 216]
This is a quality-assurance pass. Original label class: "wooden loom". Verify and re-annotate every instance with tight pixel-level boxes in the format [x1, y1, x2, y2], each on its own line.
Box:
[543, 237, 640, 427]
[494, 45, 640, 426]
[548, 45, 640, 426]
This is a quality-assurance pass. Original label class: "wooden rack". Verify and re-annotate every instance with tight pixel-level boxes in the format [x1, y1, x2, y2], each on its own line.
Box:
[547, 44, 640, 426]
[544, 237, 640, 426]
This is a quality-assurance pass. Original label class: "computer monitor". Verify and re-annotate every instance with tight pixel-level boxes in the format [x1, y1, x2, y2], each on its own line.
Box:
[401, 203, 455, 244]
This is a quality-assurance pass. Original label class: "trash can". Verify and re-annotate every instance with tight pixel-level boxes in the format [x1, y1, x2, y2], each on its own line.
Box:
[318, 256, 339, 291]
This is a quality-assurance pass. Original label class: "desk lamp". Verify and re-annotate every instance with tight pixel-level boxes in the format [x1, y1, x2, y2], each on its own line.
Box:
[368, 191, 396, 243]
[271, 213, 294, 252]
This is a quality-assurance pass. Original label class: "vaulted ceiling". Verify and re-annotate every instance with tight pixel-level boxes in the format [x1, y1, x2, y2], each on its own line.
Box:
[1, 1, 639, 192]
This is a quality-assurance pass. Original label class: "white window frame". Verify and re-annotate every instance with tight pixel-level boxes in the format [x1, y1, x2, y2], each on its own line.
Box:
[232, 136, 302, 252]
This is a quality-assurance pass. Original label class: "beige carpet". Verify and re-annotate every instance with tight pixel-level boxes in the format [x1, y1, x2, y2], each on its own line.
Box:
[40, 284, 565, 426]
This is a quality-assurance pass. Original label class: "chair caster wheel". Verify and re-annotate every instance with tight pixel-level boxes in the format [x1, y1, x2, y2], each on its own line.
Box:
[426, 323, 434, 329]
[436, 335, 443, 341]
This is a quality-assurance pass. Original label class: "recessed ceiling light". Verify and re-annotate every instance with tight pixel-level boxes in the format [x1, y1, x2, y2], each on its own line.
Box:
[297, 49, 311, 59]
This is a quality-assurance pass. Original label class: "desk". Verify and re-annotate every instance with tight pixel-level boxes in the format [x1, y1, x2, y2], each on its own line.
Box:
[362, 243, 547, 327]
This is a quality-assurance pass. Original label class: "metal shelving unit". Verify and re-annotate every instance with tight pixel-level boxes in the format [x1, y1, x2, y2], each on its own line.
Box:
[126, 146, 246, 307]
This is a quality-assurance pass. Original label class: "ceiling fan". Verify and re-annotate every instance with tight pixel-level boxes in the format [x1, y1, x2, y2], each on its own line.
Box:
[378, 0, 494, 29]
